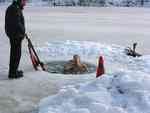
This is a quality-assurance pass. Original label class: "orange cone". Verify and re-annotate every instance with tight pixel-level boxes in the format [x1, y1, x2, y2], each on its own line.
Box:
[96, 56, 105, 78]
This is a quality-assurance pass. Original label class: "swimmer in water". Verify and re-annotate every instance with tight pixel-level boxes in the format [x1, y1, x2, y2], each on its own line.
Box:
[63, 55, 88, 74]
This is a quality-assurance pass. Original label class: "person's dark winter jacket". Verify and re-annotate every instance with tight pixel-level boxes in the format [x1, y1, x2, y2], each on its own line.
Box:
[5, 1, 25, 39]
[5, 0, 26, 79]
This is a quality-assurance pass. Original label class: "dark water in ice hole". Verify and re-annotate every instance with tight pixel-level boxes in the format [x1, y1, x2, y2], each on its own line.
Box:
[46, 61, 97, 74]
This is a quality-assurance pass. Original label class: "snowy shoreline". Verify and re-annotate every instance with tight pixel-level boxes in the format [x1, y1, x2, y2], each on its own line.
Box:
[1, 0, 150, 7]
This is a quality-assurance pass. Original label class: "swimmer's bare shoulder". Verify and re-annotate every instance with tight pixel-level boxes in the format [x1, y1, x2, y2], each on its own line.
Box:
[64, 60, 74, 70]
[81, 63, 88, 71]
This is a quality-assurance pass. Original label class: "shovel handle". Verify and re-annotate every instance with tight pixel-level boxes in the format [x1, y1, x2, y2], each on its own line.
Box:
[25, 34, 46, 71]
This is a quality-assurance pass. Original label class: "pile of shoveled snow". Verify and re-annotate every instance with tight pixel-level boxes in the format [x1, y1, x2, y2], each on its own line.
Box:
[38, 40, 150, 73]
[38, 40, 150, 113]
[39, 71, 150, 113]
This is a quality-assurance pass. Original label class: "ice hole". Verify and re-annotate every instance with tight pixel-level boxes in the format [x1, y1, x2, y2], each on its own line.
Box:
[45, 61, 96, 74]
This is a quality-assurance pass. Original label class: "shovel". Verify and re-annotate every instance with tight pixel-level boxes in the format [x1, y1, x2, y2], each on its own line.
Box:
[25, 34, 46, 71]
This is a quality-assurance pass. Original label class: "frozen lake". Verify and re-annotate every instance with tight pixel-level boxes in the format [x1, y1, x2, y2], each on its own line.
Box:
[0, 6, 150, 54]
[0, 6, 150, 113]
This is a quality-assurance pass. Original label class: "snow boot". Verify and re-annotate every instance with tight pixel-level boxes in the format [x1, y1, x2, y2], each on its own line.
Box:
[9, 71, 23, 79]
[17, 70, 23, 75]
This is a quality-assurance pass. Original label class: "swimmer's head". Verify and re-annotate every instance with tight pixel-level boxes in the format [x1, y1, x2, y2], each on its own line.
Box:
[73, 55, 80, 64]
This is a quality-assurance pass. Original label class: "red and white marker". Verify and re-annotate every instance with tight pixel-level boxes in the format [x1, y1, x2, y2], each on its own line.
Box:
[96, 56, 105, 78]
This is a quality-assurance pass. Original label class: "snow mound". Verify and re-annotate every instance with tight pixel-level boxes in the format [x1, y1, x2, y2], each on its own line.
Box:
[39, 71, 150, 113]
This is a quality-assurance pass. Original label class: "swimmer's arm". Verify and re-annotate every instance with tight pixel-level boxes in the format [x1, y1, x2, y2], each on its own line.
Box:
[64, 63, 74, 70]
[82, 64, 88, 71]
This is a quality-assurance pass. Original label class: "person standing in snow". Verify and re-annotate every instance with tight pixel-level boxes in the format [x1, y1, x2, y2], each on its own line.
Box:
[5, 0, 27, 79]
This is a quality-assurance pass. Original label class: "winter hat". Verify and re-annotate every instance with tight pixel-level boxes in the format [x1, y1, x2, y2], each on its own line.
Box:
[13, 0, 21, 5]
[13, 0, 27, 8]
[13, 0, 20, 2]
[13, 0, 26, 4]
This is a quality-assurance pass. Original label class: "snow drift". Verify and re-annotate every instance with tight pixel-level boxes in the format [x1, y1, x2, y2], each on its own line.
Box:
[39, 71, 150, 113]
